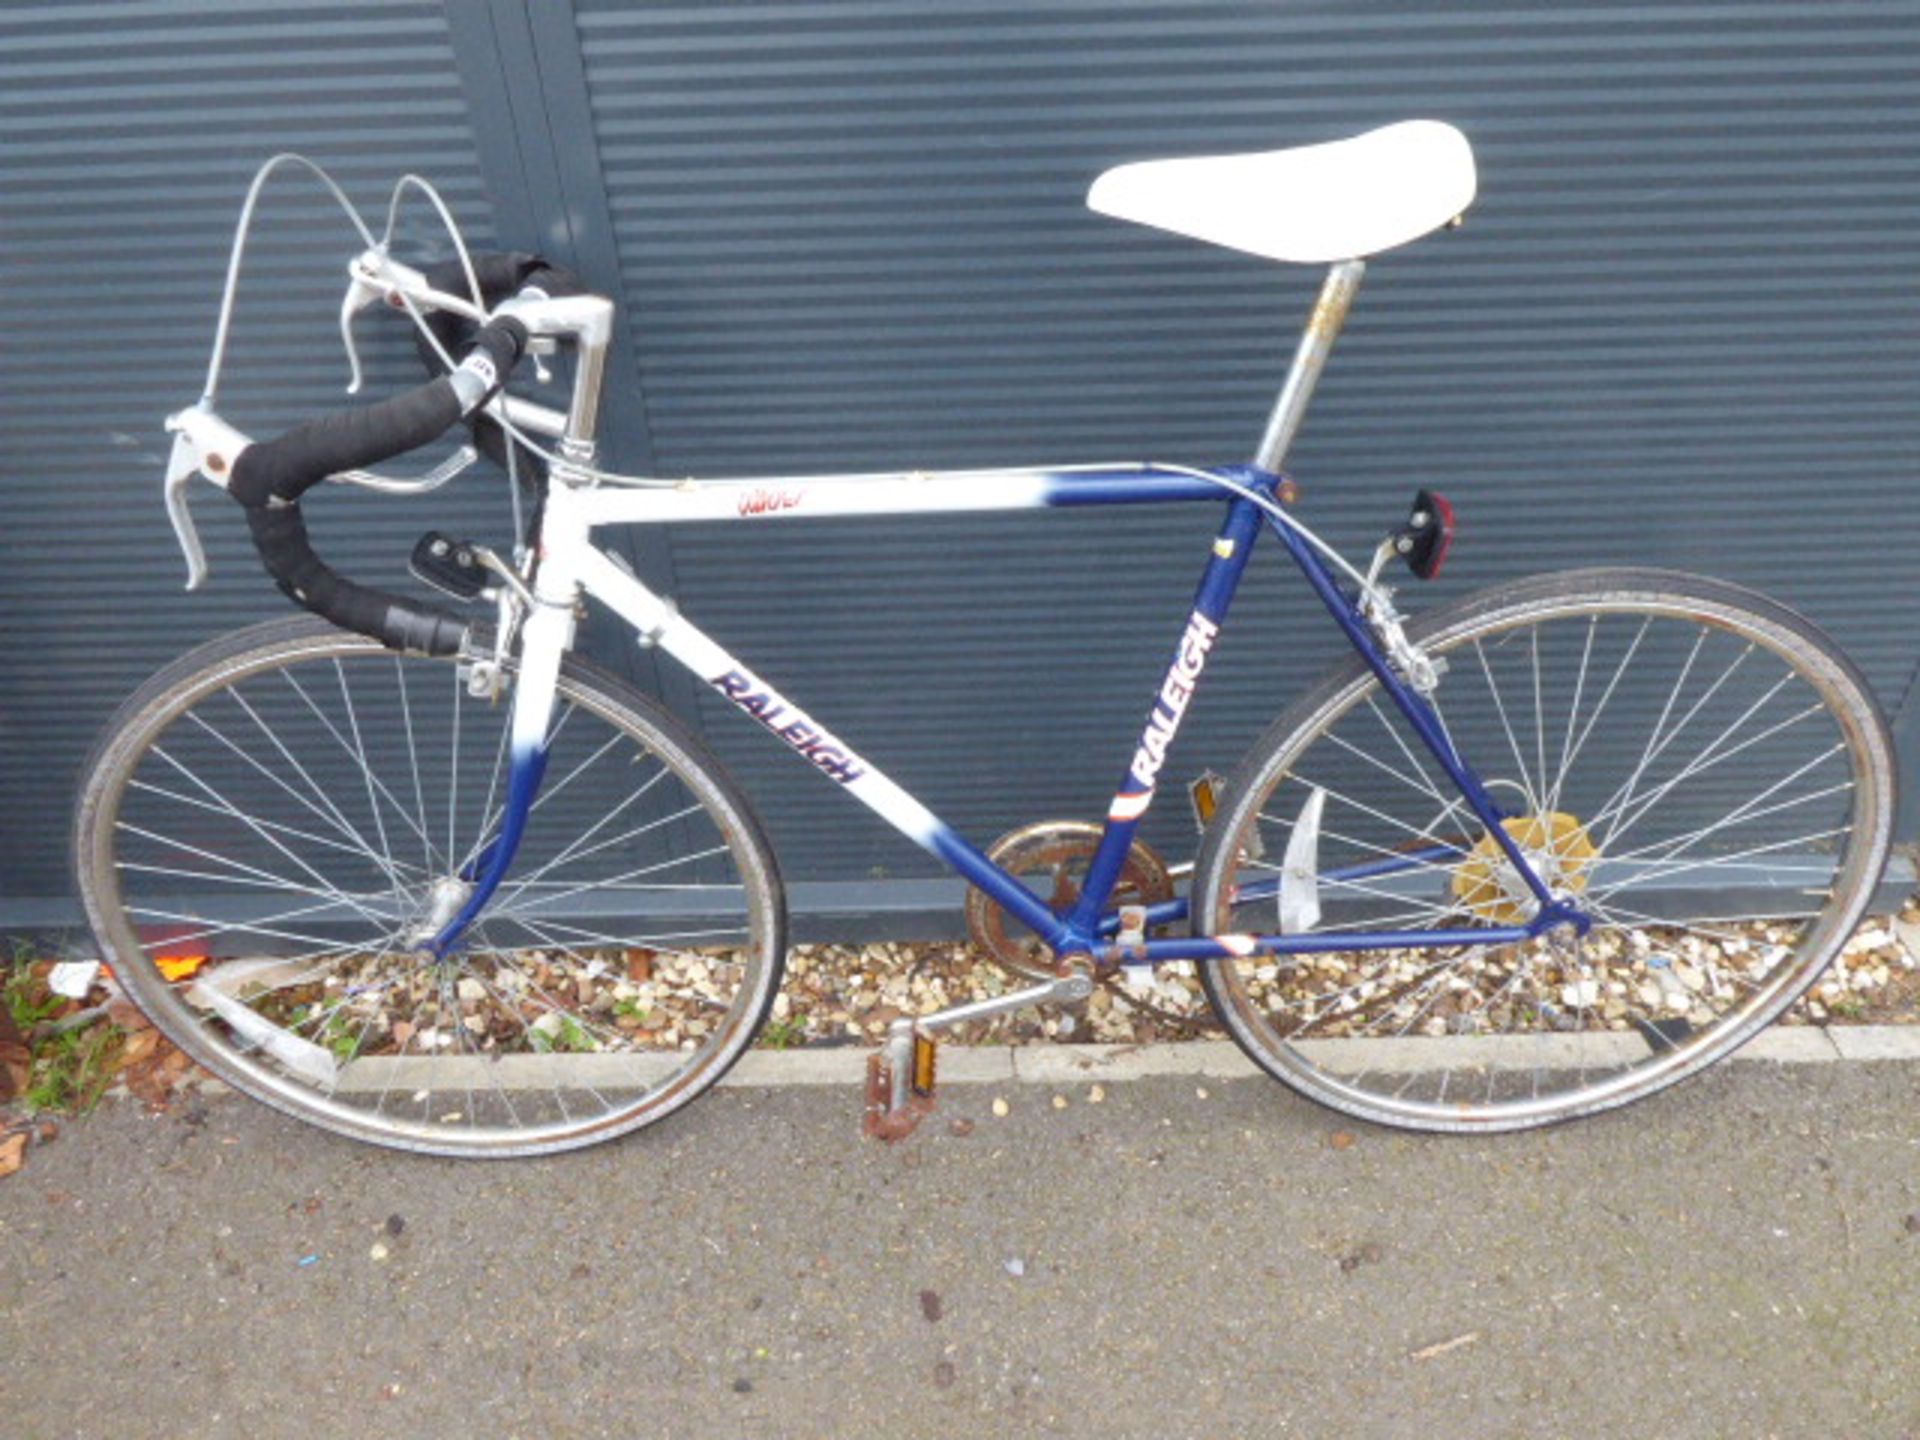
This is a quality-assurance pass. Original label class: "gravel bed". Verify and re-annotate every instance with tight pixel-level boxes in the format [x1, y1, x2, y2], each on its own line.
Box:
[767, 903, 1920, 1050]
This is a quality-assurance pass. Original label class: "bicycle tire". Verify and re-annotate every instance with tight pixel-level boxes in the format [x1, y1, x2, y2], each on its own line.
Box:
[1191, 567, 1895, 1132]
[75, 615, 786, 1157]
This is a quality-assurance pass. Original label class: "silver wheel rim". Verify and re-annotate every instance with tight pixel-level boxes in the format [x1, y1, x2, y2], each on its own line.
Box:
[79, 627, 781, 1156]
[1198, 586, 1891, 1130]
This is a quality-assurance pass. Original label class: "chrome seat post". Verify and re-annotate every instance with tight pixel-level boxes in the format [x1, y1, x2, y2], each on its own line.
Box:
[1252, 258, 1366, 473]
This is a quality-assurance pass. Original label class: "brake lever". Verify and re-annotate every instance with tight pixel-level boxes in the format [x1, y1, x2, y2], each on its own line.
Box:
[339, 253, 385, 395]
[163, 405, 251, 592]
[345, 248, 513, 391]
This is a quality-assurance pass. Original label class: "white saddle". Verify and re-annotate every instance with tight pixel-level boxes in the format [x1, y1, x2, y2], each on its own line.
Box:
[1087, 120, 1476, 265]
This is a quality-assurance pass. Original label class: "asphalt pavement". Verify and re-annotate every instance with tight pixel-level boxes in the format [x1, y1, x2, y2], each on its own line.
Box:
[2, 1057, 1918, 1439]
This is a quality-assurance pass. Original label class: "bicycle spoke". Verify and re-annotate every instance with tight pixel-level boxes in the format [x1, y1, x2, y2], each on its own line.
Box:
[127, 901, 384, 955]
[1319, 728, 1453, 807]
[276, 668, 440, 871]
[1597, 768, 1849, 870]
[333, 659, 406, 918]
[501, 843, 733, 917]
[139, 749, 400, 935]
[1588, 648, 1765, 848]
[1586, 826, 1850, 904]
[1196, 581, 1890, 1132]
[458, 705, 583, 875]
[192, 700, 401, 885]
[489, 776, 683, 910]
[1595, 700, 1824, 853]
[1365, 697, 1448, 802]
[1545, 615, 1598, 815]
[1473, 637, 1542, 814]
[394, 655, 438, 875]
[126, 777, 427, 876]
[1552, 616, 1657, 821]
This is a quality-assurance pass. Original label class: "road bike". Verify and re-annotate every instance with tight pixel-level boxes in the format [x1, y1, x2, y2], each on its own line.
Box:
[74, 121, 1896, 1156]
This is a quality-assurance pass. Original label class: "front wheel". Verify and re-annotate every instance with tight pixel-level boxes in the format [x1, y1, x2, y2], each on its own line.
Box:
[1191, 568, 1895, 1132]
[75, 616, 787, 1157]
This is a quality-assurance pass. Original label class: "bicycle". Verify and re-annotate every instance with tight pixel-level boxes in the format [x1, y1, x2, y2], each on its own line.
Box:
[75, 120, 1896, 1156]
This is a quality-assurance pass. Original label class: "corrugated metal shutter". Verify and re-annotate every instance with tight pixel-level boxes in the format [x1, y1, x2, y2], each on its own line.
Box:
[570, 0, 1920, 882]
[4, 0, 1918, 919]
[0, 0, 504, 902]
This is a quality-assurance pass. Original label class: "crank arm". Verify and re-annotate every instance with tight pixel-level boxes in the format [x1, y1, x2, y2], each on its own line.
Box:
[863, 966, 1093, 1142]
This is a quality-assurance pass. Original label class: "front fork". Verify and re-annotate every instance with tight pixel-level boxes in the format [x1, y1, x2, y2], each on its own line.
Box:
[425, 567, 576, 959]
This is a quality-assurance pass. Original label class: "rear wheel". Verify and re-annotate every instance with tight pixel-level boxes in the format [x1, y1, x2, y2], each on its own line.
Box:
[1191, 568, 1895, 1132]
[75, 616, 786, 1157]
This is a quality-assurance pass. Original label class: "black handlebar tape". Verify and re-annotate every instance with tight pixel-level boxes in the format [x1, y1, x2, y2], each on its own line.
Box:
[226, 320, 530, 655]
[229, 378, 461, 509]
[244, 503, 468, 656]
[414, 252, 586, 519]
[230, 317, 528, 511]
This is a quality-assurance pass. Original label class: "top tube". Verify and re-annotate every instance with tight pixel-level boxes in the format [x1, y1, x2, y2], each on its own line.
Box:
[560, 463, 1255, 528]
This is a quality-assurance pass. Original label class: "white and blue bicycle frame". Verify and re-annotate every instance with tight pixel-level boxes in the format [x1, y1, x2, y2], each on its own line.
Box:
[437, 258, 1581, 970]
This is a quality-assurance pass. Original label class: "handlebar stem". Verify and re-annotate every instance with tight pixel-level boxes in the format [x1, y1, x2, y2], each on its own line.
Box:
[494, 293, 617, 460]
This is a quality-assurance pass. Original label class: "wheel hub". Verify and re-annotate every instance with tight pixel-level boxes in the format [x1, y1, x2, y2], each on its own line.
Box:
[402, 874, 474, 948]
[1451, 812, 1598, 924]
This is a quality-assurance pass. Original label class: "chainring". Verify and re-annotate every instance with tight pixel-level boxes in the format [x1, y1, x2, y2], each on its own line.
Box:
[964, 820, 1176, 982]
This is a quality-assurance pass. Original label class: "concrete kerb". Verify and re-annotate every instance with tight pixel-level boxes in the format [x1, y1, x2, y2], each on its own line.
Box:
[719, 1025, 1917, 1089]
[166, 1026, 1920, 1102]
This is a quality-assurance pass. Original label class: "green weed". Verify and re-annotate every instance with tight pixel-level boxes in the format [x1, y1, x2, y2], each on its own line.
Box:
[760, 1015, 807, 1050]
[4, 955, 124, 1115]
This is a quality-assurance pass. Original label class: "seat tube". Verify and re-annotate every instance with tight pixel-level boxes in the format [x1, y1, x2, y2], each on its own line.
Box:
[1065, 496, 1266, 939]
[1252, 258, 1365, 473]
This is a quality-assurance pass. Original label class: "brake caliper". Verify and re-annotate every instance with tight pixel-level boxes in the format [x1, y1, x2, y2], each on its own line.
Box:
[1359, 489, 1458, 695]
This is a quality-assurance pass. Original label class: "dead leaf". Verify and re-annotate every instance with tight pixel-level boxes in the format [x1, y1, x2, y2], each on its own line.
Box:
[1329, 1130, 1356, 1151]
[0, 1132, 25, 1180]
[115, 1029, 161, 1073]
[124, 1038, 198, 1107]
[105, 997, 153, 1032]
[625, 949, 655, 983]
[0, 996, 32, 1101]
[155, 953, 209, 982]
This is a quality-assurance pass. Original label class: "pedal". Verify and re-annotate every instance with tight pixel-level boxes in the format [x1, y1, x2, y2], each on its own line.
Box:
[911, 1029, 938, 1097]
[410, 531, 489, 600]
[862, 1024, 936, 1142]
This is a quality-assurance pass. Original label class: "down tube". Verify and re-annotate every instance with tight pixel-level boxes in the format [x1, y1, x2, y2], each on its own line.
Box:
[1064, 496, 1266, 937]
[571, 546, 1070, 945]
